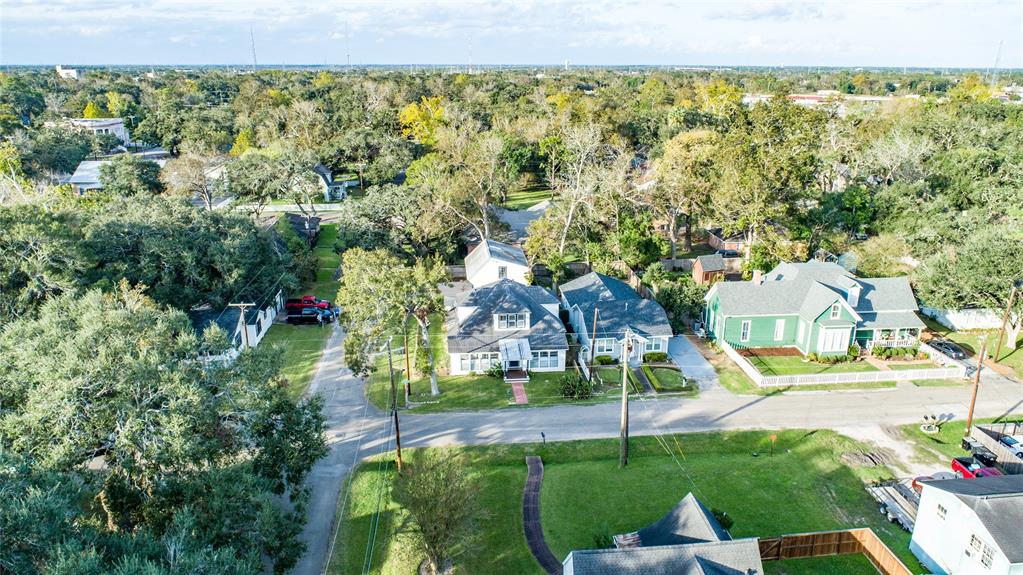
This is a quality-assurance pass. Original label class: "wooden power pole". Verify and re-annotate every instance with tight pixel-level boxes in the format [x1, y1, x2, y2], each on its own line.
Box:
[228, 302, 255, 348]
[403, 324, 413, 403]
[620, 330, 630, 469]
[965, 337, 989, 437]
[387, 338, 403, 473]
[993, 281, 1021, 363]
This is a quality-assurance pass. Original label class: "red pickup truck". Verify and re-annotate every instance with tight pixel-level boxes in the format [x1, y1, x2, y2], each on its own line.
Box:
[951, 457, 1003, 479]
[285, 296, 333, 312]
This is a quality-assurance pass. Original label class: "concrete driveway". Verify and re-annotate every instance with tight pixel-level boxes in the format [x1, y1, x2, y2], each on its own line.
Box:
[495, 200, 549, 242]
[668, 335, 719, 389]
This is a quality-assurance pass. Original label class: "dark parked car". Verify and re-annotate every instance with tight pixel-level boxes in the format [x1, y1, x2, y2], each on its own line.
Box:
[715, 249, 741, 259]
[971, 446, 998, 467]
[286, 307, 332, 325]
[928, 339, 966, 360]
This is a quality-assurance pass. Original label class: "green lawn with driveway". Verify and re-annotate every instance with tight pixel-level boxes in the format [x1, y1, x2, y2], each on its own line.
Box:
[923, 316, 1023, 379]
[263, 224, 339, 399]
[749, 355, 879, 376]
[329, 431, 922, 575]
[501, 185, 552, 210]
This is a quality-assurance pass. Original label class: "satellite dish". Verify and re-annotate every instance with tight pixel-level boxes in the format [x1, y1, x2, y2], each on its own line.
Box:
[838, 252, 859, 273]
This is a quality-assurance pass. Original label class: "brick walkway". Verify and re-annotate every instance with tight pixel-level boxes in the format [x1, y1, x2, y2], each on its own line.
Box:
[523, 457, 563, 575]
[511, 381, 529, 404]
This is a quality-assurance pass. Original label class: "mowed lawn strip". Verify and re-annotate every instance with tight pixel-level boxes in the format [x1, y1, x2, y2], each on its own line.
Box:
[748, 355, 879, 376]
[330, 431, 923, 575]
[502, 186, 552, 210]
[264, 223, 340, 399]
[898, 415, 1023, 465]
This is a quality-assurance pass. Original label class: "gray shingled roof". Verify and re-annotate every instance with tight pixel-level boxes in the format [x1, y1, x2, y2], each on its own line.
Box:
[447, 280, 567, 354]
[713, 262, 921, 327]
[924, 475, 1023, 562]
[637, 493, 732, 547]
[563, 539, 764, 575]
[560, 272, 641, 307]
[696, 255, 726, 273]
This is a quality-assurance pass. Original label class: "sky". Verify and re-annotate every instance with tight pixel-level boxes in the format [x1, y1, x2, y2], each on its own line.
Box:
[1, 0, 1021, 68]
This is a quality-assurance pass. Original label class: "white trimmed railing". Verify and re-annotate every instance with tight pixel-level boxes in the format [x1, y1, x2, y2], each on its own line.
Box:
[719, 340, 966, 388]
[865, 338, 917, 349]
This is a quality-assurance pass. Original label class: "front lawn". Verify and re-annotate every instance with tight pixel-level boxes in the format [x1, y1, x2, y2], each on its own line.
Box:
[748, 355, 879, 376]
[885, 361, 943, 370]
[330, 431, 923, 575]
[643, 366, 695, 394]
[502, 185, 552, 210]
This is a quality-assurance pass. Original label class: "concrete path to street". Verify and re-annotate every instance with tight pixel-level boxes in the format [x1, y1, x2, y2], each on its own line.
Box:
[668, 335, 719, 389]
[495, 200, 549, 242]
[294, 325, 1023, 575]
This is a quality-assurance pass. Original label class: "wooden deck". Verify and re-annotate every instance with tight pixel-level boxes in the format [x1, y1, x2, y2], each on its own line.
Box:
[504, 369, 529, 383]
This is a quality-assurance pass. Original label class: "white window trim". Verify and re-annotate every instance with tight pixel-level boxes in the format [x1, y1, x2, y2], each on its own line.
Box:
[830, 303, 840, 320]
[644, 338, 663, 352]
[495, 312, 528, 330]
[797, 320, 806, 344]
[595, 338, 615, 354]
[774, 319, 785, 341]
[498, 266, 508, 279]
[740, 320, 751, 343]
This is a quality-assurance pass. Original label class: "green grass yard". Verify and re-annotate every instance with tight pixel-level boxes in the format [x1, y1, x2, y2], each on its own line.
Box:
[643, 366, 695, 393]
[712, 356, 894, 395]
[501, 186, 552, 210]
[263, 224, 340, 399]
[898, 415, 1023, 465]
[749, 355, 879, 376]
[329, 431, 923, 575]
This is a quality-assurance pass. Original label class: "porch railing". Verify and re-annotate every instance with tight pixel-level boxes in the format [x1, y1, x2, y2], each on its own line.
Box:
[864, 338, 917, 350]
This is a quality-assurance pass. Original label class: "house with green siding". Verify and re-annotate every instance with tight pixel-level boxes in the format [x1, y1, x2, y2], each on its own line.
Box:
[704, 261, 925, 356]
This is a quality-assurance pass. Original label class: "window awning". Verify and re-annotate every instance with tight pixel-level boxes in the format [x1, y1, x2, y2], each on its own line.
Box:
[499, 338, 532, 362]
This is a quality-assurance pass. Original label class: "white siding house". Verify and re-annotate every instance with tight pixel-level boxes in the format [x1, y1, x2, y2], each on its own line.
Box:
[910, 475, 1023, 575]
[68, 118, 131, 143]
[465, 240, 530, 288]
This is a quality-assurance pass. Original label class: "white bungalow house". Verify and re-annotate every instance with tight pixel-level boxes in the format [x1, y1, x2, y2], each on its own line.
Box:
[446, 280, 567, 382]
[188, 290, 284, 364]
[465, 239, 530, 288]
[559, 272, 673, 365]
[910, 475, 1023, 575]
[68, 118, 131, 143]
[312, 164, 357, 202]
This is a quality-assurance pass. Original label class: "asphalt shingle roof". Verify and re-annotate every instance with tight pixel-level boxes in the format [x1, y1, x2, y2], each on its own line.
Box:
[563, 539, 764, 575]
[924, 475, 1023, 562]
[447, 279, 567, 354]
[560, 272, 642, 307]
[713, 262, 922, 328]
[696, 255, 726, 273]
[637, 493, 732, 546]
[561, 273, 672, 339]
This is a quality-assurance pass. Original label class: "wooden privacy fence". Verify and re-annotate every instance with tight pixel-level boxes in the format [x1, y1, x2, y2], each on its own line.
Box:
[758, 528, 912, 575]
[719, 340, 965, 387]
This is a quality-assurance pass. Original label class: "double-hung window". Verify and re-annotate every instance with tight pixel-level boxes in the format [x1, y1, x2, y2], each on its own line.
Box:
[774, 319, 785, 341]
[498, 266, 507, 279]
[740, 320, 751, 342]
[981, 544, 994, 568]
[830, 303, 840, 320]
[460, 352, 499, 373]
[529, 350, 558, 369]
[595, 338, 615, 354]
[497, 313, 527, 330]
[644, 338, 663, 352]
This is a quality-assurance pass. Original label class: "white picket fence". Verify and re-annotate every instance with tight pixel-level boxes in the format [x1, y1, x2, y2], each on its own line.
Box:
[719, 340, 966, 388]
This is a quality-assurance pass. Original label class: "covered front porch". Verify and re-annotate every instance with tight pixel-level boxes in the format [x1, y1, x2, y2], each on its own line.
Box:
[856, 327, 922, 350]
[500, 338, 532, 383]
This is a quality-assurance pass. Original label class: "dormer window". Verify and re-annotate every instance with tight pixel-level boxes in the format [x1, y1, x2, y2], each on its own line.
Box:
[830, 303, 840, 319]
[497, 313, 527, 330]
[847, 284, 861, 308]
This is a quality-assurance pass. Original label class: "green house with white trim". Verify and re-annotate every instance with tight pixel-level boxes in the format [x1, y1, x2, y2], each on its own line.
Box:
[704, 261, 926, 356]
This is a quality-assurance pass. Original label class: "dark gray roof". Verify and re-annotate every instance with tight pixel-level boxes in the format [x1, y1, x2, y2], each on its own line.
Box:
[696, 255, 726, 273]
[924, 475, 1023, 562]
[713, 262, 921, 327]
[638, 493, 732, 547]
[578, 300, 673, 339]
[188, 305, 255, 347]
[447, 280, 567, 354]
[706, 227, 745, 243]
[563, 539, 764, 575]
[312, 163, 334, 185]
[560, 272, 641, 308]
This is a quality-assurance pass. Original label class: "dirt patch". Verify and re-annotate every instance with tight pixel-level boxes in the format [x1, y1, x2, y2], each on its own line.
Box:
[841, 449, 898, 468]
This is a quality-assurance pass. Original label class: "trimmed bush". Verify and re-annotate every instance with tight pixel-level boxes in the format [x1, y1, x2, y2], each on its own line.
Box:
[806, 352, 818, 362]
[848, 343, 861, 357]
[484, 362, 503, 378]
[594, 355, 615, 365]
[643, 351, 669, 363]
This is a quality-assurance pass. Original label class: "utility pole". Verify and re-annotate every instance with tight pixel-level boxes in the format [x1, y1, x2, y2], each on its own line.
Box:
[345, 19, 351, 72]
[588, 307, 599, 381]
[619, 329, 630, 468]
[228, 302, 255, 348]
[965, 337, 989, 437]
[993, 280, 1022, 363]
[387, 337, 403, 473]
[402, 325, 412, 403]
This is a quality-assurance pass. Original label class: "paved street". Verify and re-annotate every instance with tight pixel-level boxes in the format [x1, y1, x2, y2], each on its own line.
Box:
[294, 326, 1023, 575]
